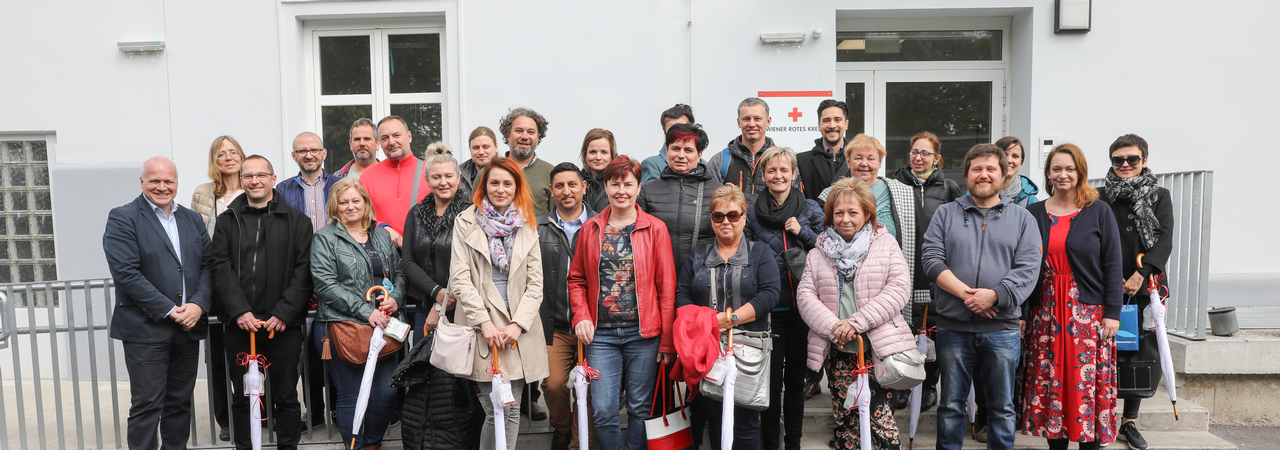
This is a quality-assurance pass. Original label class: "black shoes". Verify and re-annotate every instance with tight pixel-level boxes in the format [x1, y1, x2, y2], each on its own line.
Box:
[550, 432, 571, 450]
[804, 381, 822, 400]
[219, 426, 230, 442]
[921, 387, 938, 411]
[891, 389, 911, 410]
[1118, 421, 1149, 450]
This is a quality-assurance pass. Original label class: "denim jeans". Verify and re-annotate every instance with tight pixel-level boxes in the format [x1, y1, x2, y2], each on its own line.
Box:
[583, 326, 660, 450]
[312, 322, 399, 448]
[935, 327, 1020, 450]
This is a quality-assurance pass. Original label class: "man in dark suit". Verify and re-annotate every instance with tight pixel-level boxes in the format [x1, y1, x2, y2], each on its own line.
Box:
[104, 157, 213, 450]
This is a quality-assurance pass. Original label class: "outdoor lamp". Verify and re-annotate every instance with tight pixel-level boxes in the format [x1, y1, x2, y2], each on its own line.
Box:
[1055, 0, 1091, 33]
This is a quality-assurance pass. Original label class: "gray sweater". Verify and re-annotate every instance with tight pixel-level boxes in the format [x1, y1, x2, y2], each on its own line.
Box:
[921, 194, 1042, 333]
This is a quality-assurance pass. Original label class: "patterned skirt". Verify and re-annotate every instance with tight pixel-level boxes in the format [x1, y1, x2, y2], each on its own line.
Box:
[825, 350, 901, 450]
[1019, 268, 1118, 443]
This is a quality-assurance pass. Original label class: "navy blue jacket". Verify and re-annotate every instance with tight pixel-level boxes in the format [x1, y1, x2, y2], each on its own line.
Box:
[104, 195, 214, 342]
[675, 240, 781, 332]
[743, 195, 824, 309]
[277, 171, 342, 215]
[1023, 200, 1125, 320]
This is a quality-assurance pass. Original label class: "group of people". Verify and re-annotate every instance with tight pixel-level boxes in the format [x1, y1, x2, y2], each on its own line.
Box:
[103, 97, 1172, 450]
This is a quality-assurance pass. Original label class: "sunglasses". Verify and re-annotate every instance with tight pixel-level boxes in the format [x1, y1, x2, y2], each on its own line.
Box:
[710, 211, 743, 223]
[1111, 155, 1144, 167]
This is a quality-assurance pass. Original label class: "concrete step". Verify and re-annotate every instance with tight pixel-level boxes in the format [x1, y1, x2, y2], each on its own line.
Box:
[797, 431, 1237, 450]
[802, 384, 1208, 435]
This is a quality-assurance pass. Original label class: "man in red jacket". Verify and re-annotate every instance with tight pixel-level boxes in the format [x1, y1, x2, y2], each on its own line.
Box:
[359, 116, 430, 246]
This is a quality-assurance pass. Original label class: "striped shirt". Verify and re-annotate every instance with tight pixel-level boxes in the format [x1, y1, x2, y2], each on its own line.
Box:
[299, 176, 327, 231]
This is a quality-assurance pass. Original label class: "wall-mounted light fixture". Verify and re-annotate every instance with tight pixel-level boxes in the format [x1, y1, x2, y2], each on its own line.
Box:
[1055, 0, 1091, 33]
[760, 33, 806, 45]
[117, 41, 166, 54]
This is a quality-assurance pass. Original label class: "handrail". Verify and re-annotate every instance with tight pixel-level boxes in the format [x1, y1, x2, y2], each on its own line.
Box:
[0, 292, 10, 349]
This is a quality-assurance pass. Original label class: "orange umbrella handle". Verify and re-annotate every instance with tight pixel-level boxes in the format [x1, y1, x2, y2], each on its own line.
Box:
[577, 339, 584, 365]
[919, 304, 930, 333]
[250, 320, 273, 354]
[725, 307, 734, 352]
[856, 335, 865, 368]
[1136, 252, 1146, 269]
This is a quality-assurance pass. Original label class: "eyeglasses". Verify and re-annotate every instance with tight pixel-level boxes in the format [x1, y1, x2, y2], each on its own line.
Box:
[710, 211, 743, 223]
[909, 150, 935, 158]
[240, 172, 274, 181]
[1111, 155, 1144, 167]
[293, 148, 324, 156]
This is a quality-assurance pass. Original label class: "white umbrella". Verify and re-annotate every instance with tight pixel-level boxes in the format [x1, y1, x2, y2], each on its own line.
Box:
[840, 335, 871, 450]
[350, 286, 390, 449]
[967, 383, 977, 437]
[1146, 272, 1178, 420]
[241, 321, 273, 450]
[486, 343, 512, 450]
[571, 340, 598, 450]
[908, 333, 929, 450]
[720, 310, 737, 450]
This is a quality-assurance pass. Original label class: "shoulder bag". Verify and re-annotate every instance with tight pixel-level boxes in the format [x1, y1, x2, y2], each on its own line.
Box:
[698, 249, 773, 411]
[429, 308, 478, 377]
[323, 285, 404, 367]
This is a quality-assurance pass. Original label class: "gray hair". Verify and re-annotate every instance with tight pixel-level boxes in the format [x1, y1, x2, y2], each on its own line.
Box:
[350, 118, 376, 137]
[737, 97, 770, 117]
[498, 107, 549, 144]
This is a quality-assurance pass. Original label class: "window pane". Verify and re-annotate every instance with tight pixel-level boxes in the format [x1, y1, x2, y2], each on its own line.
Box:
[320, 105, 374, 175]
[6, 142, 24, 163]
[0, 267, 11, 284]
[13, 215, 29, 235]
[34, 214, 52, 235]
[884, 81, 992, 181]
[9, 190, 26, 211]
[390, 103, 443, 159]
[38, 238, 55, 258]
[8, 166, 26, 187]
[837, 30, 1001, 62]
[32, 166, 48, 187]
[0, 241, 8, 259]
[319, 36, 372, 95]
[32, 189, 50, 210]
[845, 82, 866, 137]
[0, 217, 7, 235]
[17, 263, 34, 283]
[40, 263, 56, 281]
[30, 141, 46, 162]
[388, 34, 441, 94]
[15, 239, 31, 259]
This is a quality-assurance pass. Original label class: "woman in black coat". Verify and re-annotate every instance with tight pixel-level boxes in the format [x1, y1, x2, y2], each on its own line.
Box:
[636, 123, 719, 275]
[743, 146, 823, 450]
[1098, 134, 1174, 450]
[399, 148, 483, 450]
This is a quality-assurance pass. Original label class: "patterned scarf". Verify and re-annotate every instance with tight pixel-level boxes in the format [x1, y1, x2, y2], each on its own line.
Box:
[414, 193, 470, 239]
[818, 225, 872, 279]
[476, 199, 524, 275]
[1103, 167, 1161, 249]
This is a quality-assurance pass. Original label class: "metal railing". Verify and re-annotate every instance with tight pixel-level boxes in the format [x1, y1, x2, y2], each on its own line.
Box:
[1090, 170, 1214, 340]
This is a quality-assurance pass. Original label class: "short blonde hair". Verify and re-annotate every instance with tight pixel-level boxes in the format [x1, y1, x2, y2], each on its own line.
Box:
[843, 133, 886, 161]
[822, 177, 878, 230]
[326, 178, 376, 229]
[758, 146, 797, 172]
[424, 142, 459, 174]
[710, 184, 748, 212]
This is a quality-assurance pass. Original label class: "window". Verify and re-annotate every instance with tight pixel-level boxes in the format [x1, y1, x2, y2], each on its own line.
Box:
[0, 139, 57, 298]
[836, 30, 1003, 62]
[312, 28, 445, 174]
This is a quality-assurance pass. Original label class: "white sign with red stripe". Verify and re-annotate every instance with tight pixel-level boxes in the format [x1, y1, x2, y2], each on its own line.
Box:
[759, 90, 833, 152]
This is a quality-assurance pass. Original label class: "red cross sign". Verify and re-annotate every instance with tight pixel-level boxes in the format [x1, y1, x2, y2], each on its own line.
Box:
[787, 107, 803, 122]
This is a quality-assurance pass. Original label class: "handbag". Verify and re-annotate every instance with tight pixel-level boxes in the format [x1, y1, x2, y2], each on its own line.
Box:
[781, 234, 807, 286]
[1116, 328, 1161, 399]
[646, 363, 693, 450]
[326, 321, 402, 367]
[700, 329, 772, 411]
[870, 347, 927, 390]
[429, 309, 477, 377]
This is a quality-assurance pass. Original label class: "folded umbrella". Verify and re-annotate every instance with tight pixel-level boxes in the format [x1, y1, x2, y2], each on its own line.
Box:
[488, 344, 510, 450]
[1146, 271, 1177, 420]
[720, 309, 738, 450]
[239, 321, 274, 450]
[908, 305, 932, 450]
[840, 335, 872, 450]
[571, 340, 599, 450]
[351, 286, 390, 449]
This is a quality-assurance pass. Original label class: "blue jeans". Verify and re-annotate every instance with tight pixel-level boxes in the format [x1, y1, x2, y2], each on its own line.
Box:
[312, 321, 400, 448]
[584, 326, 660, 450]
[935, 327, 1020, 450]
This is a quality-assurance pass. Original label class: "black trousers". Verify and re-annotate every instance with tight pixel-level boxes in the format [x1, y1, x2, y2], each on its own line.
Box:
[224, 325, 305, 450]
[207, 324, 231, 428]
[122, 331, 201, 450]
[762, 308, 808, 450]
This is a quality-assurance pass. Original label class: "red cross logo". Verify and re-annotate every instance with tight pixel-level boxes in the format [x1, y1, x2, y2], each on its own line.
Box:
[787, 107, 803, 122]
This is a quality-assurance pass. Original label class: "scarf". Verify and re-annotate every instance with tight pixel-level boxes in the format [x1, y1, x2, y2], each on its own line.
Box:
[1103, 168, 1161, 249]
[1001, 175, 1024, 203]
[476, 199, 524, 275]
[818, 225, 872, 279]
[414, 193, 470, 239]
[754, 188, 804, 229]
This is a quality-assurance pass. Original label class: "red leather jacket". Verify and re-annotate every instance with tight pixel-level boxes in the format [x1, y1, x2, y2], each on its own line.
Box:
[569, 207, 677, 353]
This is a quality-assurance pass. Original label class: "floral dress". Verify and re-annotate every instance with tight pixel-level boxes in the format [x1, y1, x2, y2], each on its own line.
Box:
[1020, 211, 1118, 444]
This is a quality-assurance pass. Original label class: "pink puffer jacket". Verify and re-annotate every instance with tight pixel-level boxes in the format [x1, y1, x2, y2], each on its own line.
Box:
[796, 225, 914, 372]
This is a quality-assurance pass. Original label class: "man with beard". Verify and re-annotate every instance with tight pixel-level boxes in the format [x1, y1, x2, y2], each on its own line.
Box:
[212, 155, 314, 450]
[796, 99, 852, 202]
[499, 107, 555, 216]
[921, 144, 1041, 450]
[708, 97, 799, 206]
[336, 118, 380, 179]
[360, 115, 430, 246]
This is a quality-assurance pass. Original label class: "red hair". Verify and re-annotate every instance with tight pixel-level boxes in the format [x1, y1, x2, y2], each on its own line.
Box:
[472, 157, 536, 224]
[603, 155, 641, 183]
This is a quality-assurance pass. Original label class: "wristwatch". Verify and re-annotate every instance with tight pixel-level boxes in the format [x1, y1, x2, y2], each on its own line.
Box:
[730, 312, 740, 326]
[434, 302, 444, 312]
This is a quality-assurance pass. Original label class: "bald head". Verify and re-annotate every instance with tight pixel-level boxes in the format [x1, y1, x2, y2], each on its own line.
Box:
[292, 131, 327, 175]
[140, 157, 178, 214]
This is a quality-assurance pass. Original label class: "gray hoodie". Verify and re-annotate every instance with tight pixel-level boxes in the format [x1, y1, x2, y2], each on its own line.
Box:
[921, 193, 1042, 333]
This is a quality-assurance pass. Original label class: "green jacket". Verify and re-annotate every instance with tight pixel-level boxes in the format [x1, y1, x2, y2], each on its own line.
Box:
[310, 221, 407, 323]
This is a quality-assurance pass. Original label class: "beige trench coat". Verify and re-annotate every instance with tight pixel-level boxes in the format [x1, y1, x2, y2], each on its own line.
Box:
[449, 205, 549, 382]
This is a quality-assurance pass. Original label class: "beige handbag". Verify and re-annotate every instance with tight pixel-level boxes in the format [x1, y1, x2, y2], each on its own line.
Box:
[429, 310, 477, 376]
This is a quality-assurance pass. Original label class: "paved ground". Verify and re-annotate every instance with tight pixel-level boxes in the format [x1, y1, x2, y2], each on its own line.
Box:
[1208, 425, 1280, 450]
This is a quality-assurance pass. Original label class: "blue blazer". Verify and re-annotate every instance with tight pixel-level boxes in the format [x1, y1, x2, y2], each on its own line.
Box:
[103, 194, 214, 343]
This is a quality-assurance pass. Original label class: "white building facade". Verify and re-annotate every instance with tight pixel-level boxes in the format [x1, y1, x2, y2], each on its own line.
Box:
[1, 0, 1275, 303]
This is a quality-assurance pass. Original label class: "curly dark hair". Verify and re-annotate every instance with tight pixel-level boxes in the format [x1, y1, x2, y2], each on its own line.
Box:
[498, 107, 549, 144]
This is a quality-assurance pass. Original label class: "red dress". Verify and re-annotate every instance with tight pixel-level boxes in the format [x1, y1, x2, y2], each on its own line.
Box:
[1019, 211, 1117, 443]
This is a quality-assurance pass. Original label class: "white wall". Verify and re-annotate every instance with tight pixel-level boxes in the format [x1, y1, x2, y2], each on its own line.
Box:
[1, 0, 1275, 285]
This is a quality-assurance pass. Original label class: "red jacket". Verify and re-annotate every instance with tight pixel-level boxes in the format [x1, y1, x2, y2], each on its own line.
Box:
[569, 207, 677, 353]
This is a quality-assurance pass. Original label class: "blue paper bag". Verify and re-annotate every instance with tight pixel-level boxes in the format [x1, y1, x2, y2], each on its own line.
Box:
[1116, 304, 1140, 351]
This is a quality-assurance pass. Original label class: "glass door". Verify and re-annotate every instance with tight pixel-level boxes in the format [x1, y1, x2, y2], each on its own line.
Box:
[873, 70, 1004, 181]
[836, 71, 874, 139]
